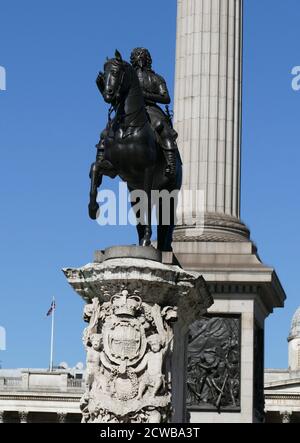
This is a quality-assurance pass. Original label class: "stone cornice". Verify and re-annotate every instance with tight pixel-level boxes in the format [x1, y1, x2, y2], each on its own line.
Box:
[0, 394, 81, 402]
[265, 394, 300, 400]
[265, 378, 300, 389]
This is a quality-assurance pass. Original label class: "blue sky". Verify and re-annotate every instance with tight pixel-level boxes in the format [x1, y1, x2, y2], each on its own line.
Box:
[0, 0, 299, 370]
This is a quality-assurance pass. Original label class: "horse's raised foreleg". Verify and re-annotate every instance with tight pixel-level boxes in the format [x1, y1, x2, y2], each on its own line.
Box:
[88, 161, 103, 220]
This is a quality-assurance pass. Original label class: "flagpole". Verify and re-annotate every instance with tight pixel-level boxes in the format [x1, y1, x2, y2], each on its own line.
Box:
[49, 297, 55, 372]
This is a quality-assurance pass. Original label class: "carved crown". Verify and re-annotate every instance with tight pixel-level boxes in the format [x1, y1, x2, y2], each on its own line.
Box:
[111, 290, 142, 317]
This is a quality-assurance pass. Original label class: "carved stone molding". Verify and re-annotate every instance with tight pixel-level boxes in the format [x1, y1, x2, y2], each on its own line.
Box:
[0, 394, 80, 402]
[63, 256, 212, 319]
[266, 394, 300, 401]
[174, 213, 250, 243]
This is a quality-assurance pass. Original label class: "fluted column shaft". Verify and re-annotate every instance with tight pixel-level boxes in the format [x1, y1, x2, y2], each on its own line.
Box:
[174, 0, 243, 235]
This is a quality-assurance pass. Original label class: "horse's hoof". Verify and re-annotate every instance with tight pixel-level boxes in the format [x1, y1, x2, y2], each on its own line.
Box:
[140, 238, 151, 247]
[88, 203, 99, 220]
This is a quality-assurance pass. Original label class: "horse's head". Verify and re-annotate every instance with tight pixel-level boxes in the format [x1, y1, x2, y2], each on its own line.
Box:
[100, 50, 128, 104]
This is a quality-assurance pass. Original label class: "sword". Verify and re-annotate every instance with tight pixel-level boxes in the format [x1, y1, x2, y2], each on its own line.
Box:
[215, 371, 229, 410]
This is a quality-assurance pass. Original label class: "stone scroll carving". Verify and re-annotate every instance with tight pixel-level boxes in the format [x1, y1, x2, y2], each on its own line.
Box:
[63, 249, 213, 423]
[186, 315, 240, 411]
[80, 289, 177, 423]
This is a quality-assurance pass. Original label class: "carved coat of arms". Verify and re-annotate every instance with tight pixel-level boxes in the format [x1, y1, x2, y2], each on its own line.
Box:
[103, 293, 147, 369]
[81, 289, 177, 423]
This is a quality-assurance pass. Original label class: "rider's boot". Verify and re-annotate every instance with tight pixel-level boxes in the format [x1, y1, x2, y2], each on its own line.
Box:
[162, 137, 177, 178]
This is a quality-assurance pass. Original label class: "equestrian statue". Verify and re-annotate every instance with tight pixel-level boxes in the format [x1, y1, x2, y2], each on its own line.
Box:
[88, 49, 182, 251]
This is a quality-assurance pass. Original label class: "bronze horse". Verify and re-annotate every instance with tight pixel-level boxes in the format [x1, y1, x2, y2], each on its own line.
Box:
[88, 51, 182, 251]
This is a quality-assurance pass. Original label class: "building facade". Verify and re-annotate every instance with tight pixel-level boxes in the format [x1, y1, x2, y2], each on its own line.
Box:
[264, 307, 300, 423]
[0, 366, 84, 423]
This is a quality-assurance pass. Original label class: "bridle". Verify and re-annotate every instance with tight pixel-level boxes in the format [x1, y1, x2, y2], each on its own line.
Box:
[107, 61, 145, 131]
[106, 61, 125, 122]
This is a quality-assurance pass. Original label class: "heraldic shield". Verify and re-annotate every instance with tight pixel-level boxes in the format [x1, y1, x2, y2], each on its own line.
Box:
[103, 318, 147, 367]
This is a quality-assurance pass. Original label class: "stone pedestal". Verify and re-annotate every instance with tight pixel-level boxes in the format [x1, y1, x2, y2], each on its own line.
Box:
[173, 240, 286, 423]
[63, 246, 212, 423]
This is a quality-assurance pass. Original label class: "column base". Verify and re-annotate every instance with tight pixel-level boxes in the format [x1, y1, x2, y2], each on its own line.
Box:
[174, 213, 250, 243]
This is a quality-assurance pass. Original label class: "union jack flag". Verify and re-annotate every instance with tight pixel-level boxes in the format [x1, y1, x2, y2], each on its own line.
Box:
[46, 300, 56, 316]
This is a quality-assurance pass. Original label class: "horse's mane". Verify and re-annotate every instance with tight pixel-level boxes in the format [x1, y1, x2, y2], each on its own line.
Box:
[104, 58, 131, 71]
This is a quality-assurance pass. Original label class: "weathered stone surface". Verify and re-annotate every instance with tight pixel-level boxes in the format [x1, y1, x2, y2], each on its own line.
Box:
[80, 293, 175, 423]
[99, 245, 162, 263]
[63, 246, 213, 423]
[63, 255, 212, 326]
